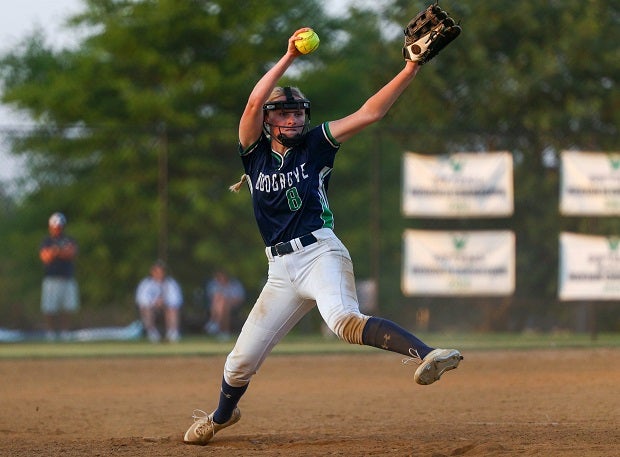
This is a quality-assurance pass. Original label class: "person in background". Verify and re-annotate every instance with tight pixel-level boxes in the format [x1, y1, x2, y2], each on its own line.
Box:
[135, 260, 183, 343]
[204, 270, 245, 340]
[39, 212, 80, 341]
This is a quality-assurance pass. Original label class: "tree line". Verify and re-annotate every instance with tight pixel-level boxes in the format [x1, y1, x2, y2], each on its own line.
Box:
[0, 0, 618, 331]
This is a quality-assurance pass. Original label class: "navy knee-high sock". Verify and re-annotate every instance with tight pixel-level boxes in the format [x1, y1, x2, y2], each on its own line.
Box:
[361, 316, 433, 359]
[213, 377, 248, 424]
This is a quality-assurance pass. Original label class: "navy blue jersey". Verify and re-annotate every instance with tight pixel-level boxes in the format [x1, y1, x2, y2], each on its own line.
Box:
[239, 122, 340, 246]
[40, 235, 77, 278]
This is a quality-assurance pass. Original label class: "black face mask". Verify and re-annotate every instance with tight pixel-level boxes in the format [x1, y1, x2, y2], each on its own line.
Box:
[262, 86, 311, 147]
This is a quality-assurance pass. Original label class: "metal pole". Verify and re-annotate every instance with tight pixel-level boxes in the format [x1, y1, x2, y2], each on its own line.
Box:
[370, 130, 381, 290]
[158, 123, 168, 263]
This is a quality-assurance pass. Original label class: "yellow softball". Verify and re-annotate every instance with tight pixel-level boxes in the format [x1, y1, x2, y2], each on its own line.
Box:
[295, 29, 320, 55]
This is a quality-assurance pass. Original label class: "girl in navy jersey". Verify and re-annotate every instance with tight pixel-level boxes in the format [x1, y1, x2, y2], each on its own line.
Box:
[184, 27, 462, 446]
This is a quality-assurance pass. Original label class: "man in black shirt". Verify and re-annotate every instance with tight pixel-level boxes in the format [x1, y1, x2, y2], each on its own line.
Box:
[39, 212, 80, 341]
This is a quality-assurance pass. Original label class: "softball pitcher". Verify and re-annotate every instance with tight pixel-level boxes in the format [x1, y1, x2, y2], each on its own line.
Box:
[184, 17, 462, 445]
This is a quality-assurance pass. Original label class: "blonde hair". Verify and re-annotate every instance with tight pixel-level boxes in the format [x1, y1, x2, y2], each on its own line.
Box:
[266, 86, 307, 103]
[229, 174, 247, 193]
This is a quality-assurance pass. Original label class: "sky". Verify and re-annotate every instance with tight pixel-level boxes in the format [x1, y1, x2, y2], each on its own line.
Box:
[0, 0, 84, 181]
[0, 0, 84, 53]
[0, 0, 370, 181]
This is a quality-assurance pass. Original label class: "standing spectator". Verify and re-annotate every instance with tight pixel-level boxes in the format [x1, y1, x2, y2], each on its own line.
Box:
[39, 212, 80, 341]
[135, 260, 183, 343]
[204, 270, 245, 340]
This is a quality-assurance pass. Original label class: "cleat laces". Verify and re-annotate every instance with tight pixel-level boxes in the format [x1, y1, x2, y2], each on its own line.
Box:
[401, 348, 422, 366]
[191, 409, 215, 438]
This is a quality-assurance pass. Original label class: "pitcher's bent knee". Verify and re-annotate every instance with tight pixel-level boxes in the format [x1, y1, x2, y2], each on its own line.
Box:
[224, 355, 256, 387]
[331, 313, 369, 345]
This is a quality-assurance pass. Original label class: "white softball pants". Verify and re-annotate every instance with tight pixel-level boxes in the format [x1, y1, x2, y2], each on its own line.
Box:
[223, 228, 367, 387]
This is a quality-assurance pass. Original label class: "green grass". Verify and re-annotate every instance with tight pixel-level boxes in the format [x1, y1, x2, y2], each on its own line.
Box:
[0, 332, 619, 359]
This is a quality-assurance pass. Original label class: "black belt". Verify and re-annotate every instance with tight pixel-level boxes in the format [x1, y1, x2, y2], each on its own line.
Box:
[270, 234, 318, 257]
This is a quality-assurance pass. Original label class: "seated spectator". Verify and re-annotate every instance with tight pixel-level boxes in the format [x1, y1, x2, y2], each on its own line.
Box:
[204, 270, 245, 340]
[135, 260, 183, 343]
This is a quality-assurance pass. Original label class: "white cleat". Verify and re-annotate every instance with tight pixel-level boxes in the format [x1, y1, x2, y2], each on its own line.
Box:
[183, 407, 241, 445]
[414, 348, 463, 385]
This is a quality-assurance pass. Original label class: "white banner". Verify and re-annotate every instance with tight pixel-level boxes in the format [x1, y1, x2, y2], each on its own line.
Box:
[402, 230, 515, 296]
[559, 232, 620, 300]
[560, 150, 620, 215]
[402, 151, 514, 217]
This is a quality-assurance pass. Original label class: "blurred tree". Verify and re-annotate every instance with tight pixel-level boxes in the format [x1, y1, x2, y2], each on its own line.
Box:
[374, 0, 620, 329]
[0, 0, 344, 322]
[0, 0, 618, 330]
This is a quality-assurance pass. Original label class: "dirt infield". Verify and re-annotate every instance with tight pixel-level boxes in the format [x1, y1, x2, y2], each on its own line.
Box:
[1, 348, 619, 456]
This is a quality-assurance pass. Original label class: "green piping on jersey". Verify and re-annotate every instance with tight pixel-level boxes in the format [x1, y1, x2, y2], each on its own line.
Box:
[318, 166, 334, 228]
[270, 150, 283, 168]
[270, 148, 294, 171]
[323, 122, 340, 148]
[239, 138, 260, 156]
